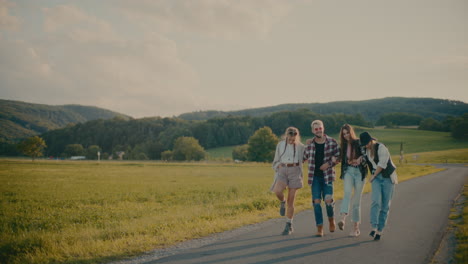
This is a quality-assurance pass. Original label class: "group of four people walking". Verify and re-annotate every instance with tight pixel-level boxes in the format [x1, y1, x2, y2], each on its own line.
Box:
[272, 120, 398, 241]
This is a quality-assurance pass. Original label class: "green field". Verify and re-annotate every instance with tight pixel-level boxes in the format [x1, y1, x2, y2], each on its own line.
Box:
[206, 128, 468, 160]
[1, 152, 467, 263]
[1, 127, 468, 263]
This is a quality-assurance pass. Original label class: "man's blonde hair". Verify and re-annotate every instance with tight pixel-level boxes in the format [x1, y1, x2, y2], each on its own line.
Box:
[311, 120, 323, 128]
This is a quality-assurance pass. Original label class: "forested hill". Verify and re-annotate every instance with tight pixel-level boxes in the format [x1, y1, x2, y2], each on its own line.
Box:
[0, 99, 130, 142]
[178, 97, 468, 122]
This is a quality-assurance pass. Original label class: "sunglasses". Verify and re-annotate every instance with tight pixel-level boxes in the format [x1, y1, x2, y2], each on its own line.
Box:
[314, 127, 323, 132]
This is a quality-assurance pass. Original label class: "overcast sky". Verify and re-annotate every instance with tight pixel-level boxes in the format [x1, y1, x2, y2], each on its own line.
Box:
[1, 0, 467, 118]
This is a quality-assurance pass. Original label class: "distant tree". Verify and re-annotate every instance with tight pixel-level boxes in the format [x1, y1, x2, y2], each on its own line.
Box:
[161, 150, 173, 161]
[64, 144, 85, 157]
[97, 152, 107, 160]
[86, 145, 101, 160]
[376, 112, 423, 127]
[18, 136, 47, 161]
[451, 113, 468, 140]
[232, 144, 249, 161]
[442, 116, 457, 132]
[0, 141, 21, 156]
[157, 126, 193, 150]
[128, 144, 149, 160]
[112, 144, 130, 160]
[247, 126, 278, 162]
[172, 137, 206, 161]
[132, 152, 148, 160]
[418, 118, 443, 131]
[145, 141, 165, 160]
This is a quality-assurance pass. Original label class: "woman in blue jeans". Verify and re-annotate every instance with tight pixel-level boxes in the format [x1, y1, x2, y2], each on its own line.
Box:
[337, 124, 368, 237]
[360, 131, 398, 241]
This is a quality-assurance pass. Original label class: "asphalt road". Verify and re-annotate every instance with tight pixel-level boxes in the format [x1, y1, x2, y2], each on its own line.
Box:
[117, 164, 467, 264]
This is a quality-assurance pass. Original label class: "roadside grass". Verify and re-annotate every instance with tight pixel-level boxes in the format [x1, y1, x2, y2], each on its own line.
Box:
[453, 184, 468, 263]
[0, 148, 466, 263]
[404, 148, 468, 164]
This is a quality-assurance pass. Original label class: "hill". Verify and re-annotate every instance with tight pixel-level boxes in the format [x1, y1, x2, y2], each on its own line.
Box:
[178, 97, 468, 121]
[0, 99, 131, 142]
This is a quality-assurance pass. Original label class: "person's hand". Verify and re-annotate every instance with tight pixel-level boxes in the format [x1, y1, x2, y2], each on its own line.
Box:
[369, 175, 375, 183]
[320, 163, 329, 171]
[306, 139, 313, 145]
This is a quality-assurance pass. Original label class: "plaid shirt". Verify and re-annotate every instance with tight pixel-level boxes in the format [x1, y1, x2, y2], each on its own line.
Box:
[303, 135, 340, 185]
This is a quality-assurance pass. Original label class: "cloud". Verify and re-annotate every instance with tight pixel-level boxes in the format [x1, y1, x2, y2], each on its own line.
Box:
[1, 4, 204, 117]
[0, 38, 71, 104]
[43, 5, 121, 43]
[0, 1, 297, 117]
[0, 0, 20, 30]
[118, 0, 292, 39]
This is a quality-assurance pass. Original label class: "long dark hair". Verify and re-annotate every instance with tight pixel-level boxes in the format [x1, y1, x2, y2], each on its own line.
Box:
[339, 124, 358, 160]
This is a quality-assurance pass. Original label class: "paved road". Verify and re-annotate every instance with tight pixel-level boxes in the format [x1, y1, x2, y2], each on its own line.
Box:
[121, 164, 467, 264]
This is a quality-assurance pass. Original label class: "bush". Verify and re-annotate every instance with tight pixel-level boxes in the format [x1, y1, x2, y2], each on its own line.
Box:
[232, 144, 249, 161]
[172, 137, 206, 161]
[247, 127, 278, 162]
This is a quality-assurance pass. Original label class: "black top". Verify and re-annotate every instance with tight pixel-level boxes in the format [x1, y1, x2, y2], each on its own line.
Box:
[340, 139, 368, 180]
[314, 142, 325, 177]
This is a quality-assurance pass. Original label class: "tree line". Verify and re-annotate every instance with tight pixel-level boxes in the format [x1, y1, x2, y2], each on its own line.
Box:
[2, 109, 368, 159]
[3, 110, 467, 161]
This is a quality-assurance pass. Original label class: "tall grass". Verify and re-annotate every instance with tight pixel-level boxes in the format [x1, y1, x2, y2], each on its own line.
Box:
[0, 148, 467, 263]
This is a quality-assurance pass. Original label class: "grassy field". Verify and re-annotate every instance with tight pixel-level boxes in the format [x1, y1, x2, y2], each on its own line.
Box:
[206, 128, 468, 160]
[1, 147, 467, 263]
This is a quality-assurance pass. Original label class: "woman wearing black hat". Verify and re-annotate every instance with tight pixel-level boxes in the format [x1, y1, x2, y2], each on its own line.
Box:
[359, 131, 398, 241]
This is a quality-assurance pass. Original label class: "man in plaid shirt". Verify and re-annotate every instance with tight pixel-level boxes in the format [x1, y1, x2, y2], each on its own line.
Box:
[303, 120, 340, 237]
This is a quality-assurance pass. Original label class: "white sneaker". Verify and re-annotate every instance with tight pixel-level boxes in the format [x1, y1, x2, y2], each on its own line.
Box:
[349, 229, 360, 237]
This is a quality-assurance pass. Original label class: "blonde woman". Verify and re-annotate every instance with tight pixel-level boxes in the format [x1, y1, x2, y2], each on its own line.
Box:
[271, 127, 305, 235]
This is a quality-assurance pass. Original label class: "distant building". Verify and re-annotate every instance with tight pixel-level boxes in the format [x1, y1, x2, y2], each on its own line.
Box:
[116, 151, 125, 160]
[70, 156, 86, 160]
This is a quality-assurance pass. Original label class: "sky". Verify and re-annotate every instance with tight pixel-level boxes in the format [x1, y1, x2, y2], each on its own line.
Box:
[1, 0, 467, 118]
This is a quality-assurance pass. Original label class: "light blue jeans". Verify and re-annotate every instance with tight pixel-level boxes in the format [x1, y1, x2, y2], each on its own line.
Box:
[340, 166, 365, 223]
[370, 173, 395, 232]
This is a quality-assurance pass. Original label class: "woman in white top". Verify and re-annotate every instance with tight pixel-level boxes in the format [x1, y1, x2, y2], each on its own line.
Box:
[360, 131, 398, 241]
[271, 127, 305, 235]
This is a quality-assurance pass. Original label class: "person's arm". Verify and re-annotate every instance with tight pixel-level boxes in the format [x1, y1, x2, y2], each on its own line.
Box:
[369, 144, 390, 182]
[303, 143, 310, 162]
[350, 141, 362, 166]
[376, 144, 390, 169]
[332, 142, 341, 166]
[369, 166, 383, 182]
[320, 139, 339, 171]
[272, 142, 282, 171]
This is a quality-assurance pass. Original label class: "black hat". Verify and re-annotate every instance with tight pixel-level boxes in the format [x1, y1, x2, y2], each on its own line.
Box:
[359, 131, 375, 146]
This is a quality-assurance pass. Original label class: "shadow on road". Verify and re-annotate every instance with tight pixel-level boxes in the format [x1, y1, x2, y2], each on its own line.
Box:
[155, 234, 374, 264]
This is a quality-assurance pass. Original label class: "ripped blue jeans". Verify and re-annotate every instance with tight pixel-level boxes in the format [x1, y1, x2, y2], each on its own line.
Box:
[311, 176, 334, 226]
